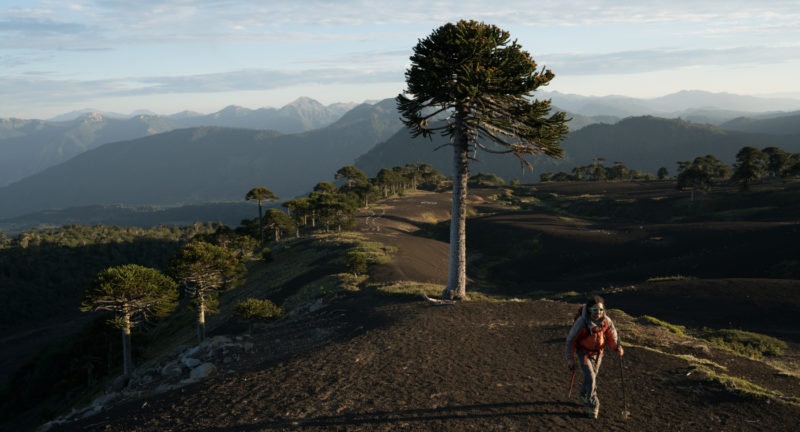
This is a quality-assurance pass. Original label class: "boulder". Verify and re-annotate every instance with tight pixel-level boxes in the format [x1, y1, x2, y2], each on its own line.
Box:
[181, 357, 201, 368]
[189, 363, 217, 380]
[161, 361, 184, 378]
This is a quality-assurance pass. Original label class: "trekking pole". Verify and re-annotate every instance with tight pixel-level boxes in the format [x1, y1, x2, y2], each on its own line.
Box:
[568, 366, 575, 398]
[618, 346, 630, 419]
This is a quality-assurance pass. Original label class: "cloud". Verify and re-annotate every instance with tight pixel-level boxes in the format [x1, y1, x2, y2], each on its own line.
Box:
[0, 67, 404, 106]
[5, 0, 799, 50]
[0, 17, 89, 34]
[543, 45, 800, 76]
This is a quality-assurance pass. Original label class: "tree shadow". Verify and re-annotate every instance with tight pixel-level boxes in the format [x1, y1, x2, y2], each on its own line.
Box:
[204, 401, 584, 431]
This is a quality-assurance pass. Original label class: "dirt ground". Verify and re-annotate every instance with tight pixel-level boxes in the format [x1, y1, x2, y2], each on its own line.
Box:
[46, 184, 800, 431]
[49, 298, 800, 432]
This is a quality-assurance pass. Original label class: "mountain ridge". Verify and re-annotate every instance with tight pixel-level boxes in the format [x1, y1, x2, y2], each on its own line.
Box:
[0, 99, 403, 220]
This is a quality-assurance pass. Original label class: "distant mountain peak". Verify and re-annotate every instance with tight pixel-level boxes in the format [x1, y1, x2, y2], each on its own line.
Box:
[80, 112, 105, 122]
[216, 105, 252, 117]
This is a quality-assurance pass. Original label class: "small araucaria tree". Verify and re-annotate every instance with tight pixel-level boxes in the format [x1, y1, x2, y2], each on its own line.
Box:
[245, 187, 279, 246]
[81, 264, 178, 377]
[397, 20, 569, 300]
[168, 241, 246, 343]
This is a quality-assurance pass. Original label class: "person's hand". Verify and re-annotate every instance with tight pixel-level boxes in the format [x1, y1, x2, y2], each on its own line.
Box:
[567, 358, 575, 370]
[618, 346, 625, 356]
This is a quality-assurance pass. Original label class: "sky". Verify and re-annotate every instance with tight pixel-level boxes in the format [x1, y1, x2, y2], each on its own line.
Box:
[2, 0, 800, 119]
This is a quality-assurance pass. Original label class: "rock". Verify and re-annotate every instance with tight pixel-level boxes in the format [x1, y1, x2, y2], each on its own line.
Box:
[183, 345, 202, 358]
[108, 375, 129, 392]
[155, 383, 177, 394]
[243, 342, 255, 353]
[309, 298, 326, 312]
[190, 363, 217, 380]
[161, 361, 184, 378]
[181, 357, 201, 368]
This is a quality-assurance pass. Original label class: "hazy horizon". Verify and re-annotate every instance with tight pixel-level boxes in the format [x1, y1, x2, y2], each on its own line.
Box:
[3, 1, 800, 119]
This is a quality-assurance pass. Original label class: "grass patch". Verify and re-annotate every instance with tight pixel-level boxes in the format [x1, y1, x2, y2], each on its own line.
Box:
[698, 366, 800, 406]
[637, 315, 688, 337]
[645, 275, 694, 282]
[629, 343, 800, 407]
[699, 329, 787, 360]
[526, 290, 580, 300]
[282, 273, 368, 310]
[372, 282, 523, 302]
[373, 282, 444, 298]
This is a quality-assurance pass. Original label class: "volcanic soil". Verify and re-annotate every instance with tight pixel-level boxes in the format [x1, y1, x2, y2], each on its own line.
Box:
[46, 182, 800, 431]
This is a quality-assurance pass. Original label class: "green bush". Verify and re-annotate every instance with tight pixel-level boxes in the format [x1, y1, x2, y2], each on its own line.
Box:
[234, 298, 282, 322]
[345, 251, 368, 276]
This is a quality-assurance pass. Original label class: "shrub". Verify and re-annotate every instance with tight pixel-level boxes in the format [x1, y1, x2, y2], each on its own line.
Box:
[234, 298, 282, 333]
[345, 251, 368, 276]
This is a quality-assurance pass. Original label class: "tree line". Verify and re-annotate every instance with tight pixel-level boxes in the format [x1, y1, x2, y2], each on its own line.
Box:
[539, 158, 663, 183]
[538, 145, 800, 197]
[242, 163, 446, 244]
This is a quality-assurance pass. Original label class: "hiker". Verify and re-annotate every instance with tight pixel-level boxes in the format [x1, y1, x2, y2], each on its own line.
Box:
[565, 295, 624, 419]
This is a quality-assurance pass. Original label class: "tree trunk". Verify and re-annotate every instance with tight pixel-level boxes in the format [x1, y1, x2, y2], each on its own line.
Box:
[442, 110, 469, 301]
[197, 296, 206, 343]
[121, 310, 134, 377]
[257, 201, 264, 246]
[274, 226, 280, 243]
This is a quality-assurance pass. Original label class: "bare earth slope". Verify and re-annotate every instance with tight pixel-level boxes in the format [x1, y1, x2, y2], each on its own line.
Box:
[48, 186, 800, 431]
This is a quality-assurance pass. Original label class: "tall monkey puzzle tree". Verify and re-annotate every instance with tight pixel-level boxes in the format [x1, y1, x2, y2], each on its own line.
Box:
[245, 187, 278, 246]
[81, 264, 178, 377]
[168, 241, 245, 343]
[397, 20, 569, 300]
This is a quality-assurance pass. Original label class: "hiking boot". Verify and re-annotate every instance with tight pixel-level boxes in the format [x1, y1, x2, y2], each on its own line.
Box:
[587, 405, 599, 419]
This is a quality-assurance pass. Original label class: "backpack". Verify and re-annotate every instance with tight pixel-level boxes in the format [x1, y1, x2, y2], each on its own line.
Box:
[573, 306, 607, 354]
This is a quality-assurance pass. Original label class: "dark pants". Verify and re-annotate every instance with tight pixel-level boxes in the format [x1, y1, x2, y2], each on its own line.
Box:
[577, 349, 603, 409]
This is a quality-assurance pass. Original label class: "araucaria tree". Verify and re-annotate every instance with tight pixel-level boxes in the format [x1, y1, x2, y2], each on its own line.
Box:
[245, 187, 278, 246]
[396, 20, 569, 300]
[732, 146, 767, 191]
[81, 264, 178, 377]
[168, 241, 246, 343]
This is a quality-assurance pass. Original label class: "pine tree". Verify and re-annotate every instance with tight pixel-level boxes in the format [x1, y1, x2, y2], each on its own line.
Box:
[81, 264, 178, 377]
[397, 20, 569, 299]
[168, 241, 245, 343]
[245, 187, 278, 246]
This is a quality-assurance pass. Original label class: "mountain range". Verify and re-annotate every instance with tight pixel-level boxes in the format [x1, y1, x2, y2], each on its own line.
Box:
[0, 99, 401, 220]
[2, 90, 800, 229]
[355, 115, 800, 181]
[545, 90, 800, 119]
[0, 98, 356, 187]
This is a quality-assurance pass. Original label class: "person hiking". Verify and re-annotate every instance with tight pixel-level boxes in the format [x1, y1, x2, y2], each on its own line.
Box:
[565, 295, 624, 419]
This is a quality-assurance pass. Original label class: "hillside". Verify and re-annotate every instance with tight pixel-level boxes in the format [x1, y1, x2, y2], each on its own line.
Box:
[721, 112, 800, 135]
[0, 99, 401, 220]
[0, 114, 178, 187]
[355, 116, 800, 180]
[24, 182, 800, 431]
